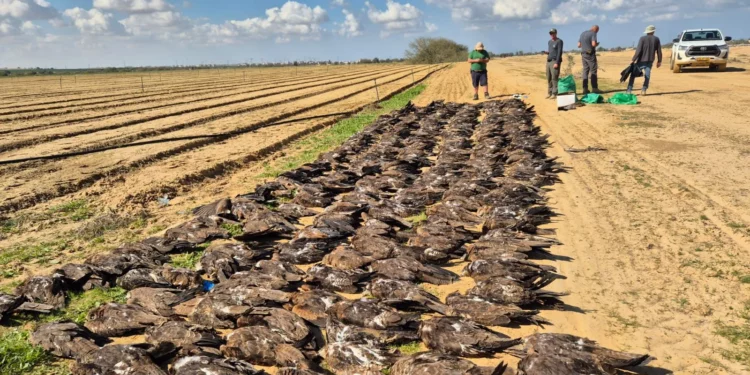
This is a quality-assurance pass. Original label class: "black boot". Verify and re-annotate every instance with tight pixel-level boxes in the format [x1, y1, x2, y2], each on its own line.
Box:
[591, 75, 602, 93]
[582, 79, 590, 95]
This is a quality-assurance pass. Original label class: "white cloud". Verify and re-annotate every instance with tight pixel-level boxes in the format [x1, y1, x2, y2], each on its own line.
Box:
[0, 0, 59, 20]
[331, 0, 347, 6]
[63, 7, 126, 35]
[365, 0, 433, 37]
[93, 0, 173, 14]
[229, 1, 329, 41]
[337, 9, 362, 37]
[493, 0, 558, 19]
[121, 10, 191, 37]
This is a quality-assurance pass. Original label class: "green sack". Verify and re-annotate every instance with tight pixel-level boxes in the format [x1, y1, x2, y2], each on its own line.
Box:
[557, 75, 576, 94]
[580, 93, 604, 104]
[608, 93, 638, 105]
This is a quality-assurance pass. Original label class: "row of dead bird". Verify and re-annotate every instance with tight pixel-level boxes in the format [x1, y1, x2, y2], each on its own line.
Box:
[0, 100, 654, 375]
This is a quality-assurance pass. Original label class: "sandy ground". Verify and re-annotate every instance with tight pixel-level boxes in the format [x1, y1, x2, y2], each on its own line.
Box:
[415, 47, 750, 374]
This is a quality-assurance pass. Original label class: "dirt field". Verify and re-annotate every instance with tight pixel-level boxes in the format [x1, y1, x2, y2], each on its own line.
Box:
[2, 47, 750, 374]
[415, 46, 750, 374]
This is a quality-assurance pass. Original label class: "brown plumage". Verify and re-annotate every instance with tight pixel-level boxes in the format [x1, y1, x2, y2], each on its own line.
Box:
[72, 345, 166, 375]
[85, 252, 155, 277]
[367, 278, 449, 315]
[467, 278, 567, 307]
[277, 239, 337, 264]
[84, 303, 168, 337]
[304, 264, 371, 293]
[445, 292, 548, 327]
[30, 322, 106, 359]
[520, 333, 652, 369]
[188, 295, 251, 329]
[391, 352, 509, 375]
[327, 299, 420, 331]
[326, 316, 419, 345]
[237, 307, 310, 344]
[322, 244, 374, 270]
[165, 216, 231, 244]
[254, 260, 306, 283]
[192, 198, 232, 218]
[418, 317, 520, 357]
[116, 268, 173, 290]
[321, 341, 399, 374]
[277, 203, 318, 221]
[290, 289, 343, 327]
[144, 321, 223, 352]
[127, 287, 196, 317]
[198, 243, 271, 282]
[463, 259, 563, 286]
[160, 266, 203, 289]
[221, 326, 290, 366]
[0, 293, 23, 321]
[15, 275, 66, 309]
[241, 209, 297, 237]
[371, 257, 458, 285]
[172, 355, 264, 375]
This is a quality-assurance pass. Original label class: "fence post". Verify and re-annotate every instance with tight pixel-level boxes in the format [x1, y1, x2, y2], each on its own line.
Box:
[411, 69, 415, 84]
[374, 79, 380, 101]
[141, 76, 144, 93]
[74, 75, 77, 84]
[59, 77, 62, 90]
[243, 71, 246, 82]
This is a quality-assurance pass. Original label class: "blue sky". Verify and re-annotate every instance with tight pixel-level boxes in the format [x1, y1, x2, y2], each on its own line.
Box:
[1, 0, 748, 68]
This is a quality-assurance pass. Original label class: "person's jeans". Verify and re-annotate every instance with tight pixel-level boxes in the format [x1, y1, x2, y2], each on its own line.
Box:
[628, 62, 653, 91]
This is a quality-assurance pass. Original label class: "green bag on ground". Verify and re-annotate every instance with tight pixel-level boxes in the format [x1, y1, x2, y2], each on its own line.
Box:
[608, 93, 638, 105]
[557, 75, 576, 94]
[580, 93, 604, 104]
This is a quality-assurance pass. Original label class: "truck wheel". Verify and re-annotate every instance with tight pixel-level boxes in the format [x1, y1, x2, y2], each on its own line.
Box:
[672, 63, 681, 73]
[717, 64, 727, 72]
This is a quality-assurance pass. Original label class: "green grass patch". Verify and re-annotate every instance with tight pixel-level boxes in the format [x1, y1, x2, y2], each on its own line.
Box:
[700, 215, 709, 221]
[0, 240, 69, 266]
[0, 329, 52, 375]
[220, 223, 244, 237]
[42, 287, 128, 325]
[259, 84, 426, 178]
[714, 301, 750, 366]
[49, 200, 91, 222]
[389, 341, 424, 355]
[170, 250, 205, 270]
[728, 222, 747, 231]
[405, 212, 428, 225]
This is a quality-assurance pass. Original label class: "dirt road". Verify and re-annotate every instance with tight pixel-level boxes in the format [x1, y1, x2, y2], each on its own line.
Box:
[416, 47, 750, 374]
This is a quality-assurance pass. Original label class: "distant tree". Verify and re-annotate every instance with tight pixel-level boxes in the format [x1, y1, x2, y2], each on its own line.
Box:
[405, 37, 468, 64]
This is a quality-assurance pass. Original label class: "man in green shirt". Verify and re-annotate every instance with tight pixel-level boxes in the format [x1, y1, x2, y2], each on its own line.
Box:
[468, 42, 490, 100]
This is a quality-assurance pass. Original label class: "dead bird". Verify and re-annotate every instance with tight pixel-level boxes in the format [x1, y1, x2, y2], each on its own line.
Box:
[325, 316, 419, 346]
[463, 259, 563, 286]
[236, 307, 310, 344]
[445, 292, 548, 327]
[209, 277, 291, 307]
[391, 352, 509, 375]
[254, 260, 306, 283]
[351, 234, 403, 261]
[367, 278, 449, 315]
[172, 355, 264, 375]
[127, 287, 197, 317]
[419, 317, 520, 357]
[198, 242, 272, 282]
[327, 299, 420, 332]
[30, 322, 108, 359]
[240, 209, 297, 238]
[192, 198, 233, 218]
[145, 321, 223, 354]
[304, 264, 372, 294]
[116, 268, 173, 290]
[111, 243, 171, 265]
[84, 303, 168, 337]
[292, 184, 335, 208]
[166, 216, 231, 244]
[227, 270, 292, 290]
[55, 264, 95, 290]
[467, 278, 567, 307]
[366, 205, 413, 229]
[277, 203, 318, 221]
[71, 345, 166, 375]
[290, 289, 343, 327]
[15, 275, 66, 309]
[0, 293, 23, 321]
[160, 266, 203, 289]
[517, 353, 620, 375]
[370, 257, 458, 285]
[188, 295, 252, 329]
[518, 333, 652, 370]
[355, 219, 396, 238]
[321, 341, 399, 374]
[140, 237, 194, 254]
[322, 244, 374, 270]
[277, 239, 339, 264]
[221, 326, 288, 366]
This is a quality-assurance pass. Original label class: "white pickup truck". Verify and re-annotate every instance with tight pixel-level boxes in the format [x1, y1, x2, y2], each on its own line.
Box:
[670, 29, 732, 73]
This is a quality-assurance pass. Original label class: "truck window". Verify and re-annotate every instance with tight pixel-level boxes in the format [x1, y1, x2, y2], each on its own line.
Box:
[682, 30, 722, 41]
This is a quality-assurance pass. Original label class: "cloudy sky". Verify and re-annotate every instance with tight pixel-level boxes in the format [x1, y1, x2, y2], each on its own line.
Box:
[2, 0, 748, 68]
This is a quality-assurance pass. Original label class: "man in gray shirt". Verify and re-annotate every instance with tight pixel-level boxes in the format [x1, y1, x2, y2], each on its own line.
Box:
[543, 28, 563, 99]
[578, 25, 601, 95]
[627, 25, 662, 95]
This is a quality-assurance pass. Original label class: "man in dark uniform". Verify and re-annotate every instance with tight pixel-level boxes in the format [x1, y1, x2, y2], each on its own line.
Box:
[543, 28, 563, 99]
[578, 25, 601, 95]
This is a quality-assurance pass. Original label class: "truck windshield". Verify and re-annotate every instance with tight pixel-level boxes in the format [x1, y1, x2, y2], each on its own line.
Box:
[682, 30, 722, 41]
